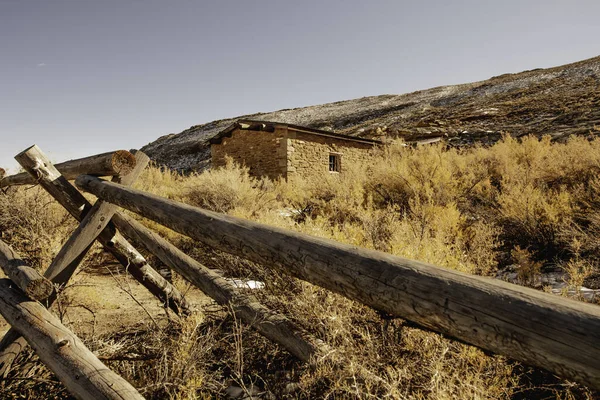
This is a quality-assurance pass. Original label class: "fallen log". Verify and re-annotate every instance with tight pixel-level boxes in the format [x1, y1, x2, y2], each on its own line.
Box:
[0, 240, 53, 300]
[76, 175, 600, 390]
[112, 212, 326, 362]
[0, 149, 136, 188]
[0, 279, 144, 400]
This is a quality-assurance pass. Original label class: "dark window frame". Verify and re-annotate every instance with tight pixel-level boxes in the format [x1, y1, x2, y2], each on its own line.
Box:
[329, 153, 341, 172]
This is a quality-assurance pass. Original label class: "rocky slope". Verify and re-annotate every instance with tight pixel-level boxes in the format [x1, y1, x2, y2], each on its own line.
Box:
[141, 56, 600, 171]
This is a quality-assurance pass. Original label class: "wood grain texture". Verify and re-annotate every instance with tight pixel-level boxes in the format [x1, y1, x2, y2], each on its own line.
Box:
[0, 330, 26, 378]
[76, 175, 600, 390]
[0, 279, 144, 400]
[1, 149, 136, 188]
[0, 239, 53, 300]
[113, 212, 327, 362]
[43, 151, 149, 284]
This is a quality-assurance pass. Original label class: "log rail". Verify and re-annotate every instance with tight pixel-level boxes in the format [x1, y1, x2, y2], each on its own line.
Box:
[0, 279, 144, 400]
[0, 150, 136, 188]
[76, 174, 600, 390]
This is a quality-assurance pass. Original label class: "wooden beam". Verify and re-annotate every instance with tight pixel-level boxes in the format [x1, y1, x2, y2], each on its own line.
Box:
[0, 239, 53, 300]
[0, 279, 144, 400]
[0, 149, 136, 188]
[112, 212, 326, 362]
[75, 175, 600, 390]
[0, 330, 26, 378]
[43, 151, 149, 285]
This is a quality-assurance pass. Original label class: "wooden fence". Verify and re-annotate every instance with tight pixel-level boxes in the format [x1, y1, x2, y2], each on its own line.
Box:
[0, 144, 599, 398]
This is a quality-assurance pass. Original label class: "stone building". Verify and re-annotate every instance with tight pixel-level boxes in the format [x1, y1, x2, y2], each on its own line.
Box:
[210, 120, 382, 181]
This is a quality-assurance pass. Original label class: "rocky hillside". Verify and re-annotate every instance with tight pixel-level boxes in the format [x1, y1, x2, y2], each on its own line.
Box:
[141, 56, 600, 171]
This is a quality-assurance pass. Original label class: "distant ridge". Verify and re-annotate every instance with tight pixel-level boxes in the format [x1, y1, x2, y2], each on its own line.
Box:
[141, 55, 600, 171]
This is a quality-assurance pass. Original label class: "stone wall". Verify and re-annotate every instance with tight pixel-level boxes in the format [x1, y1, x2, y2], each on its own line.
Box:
[211, 126, 378, 182]
[211, 127, 287, 180]
[286, 130, 377, 182]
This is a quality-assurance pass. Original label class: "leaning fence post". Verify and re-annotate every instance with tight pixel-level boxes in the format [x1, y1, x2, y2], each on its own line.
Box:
[0, 278, 144, 400]
[42, 150, 149, 284]
[10, 145, 191, 316]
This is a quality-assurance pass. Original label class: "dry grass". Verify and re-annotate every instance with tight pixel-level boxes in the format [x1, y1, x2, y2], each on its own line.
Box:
[0, 135, 599, 399]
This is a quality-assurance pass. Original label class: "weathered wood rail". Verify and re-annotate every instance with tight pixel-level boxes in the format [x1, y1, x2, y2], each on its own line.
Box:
[0, 239, 53, 300]
[76, 174, 600, 390]
[0, 279, 144, 400]
[0, 150, 136, 188]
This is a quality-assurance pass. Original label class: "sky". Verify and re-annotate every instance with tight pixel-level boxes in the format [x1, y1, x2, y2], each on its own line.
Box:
[1, 0, 599, 172]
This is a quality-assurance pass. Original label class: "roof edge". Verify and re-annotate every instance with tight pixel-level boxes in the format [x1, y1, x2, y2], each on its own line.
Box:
[209, 120, 383, 145]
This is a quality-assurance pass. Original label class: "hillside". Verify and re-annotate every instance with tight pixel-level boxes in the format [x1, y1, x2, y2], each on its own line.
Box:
[142, 56, 600, 171]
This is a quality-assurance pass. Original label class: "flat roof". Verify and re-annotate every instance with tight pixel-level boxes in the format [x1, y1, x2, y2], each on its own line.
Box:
[209, 119, 383, 145]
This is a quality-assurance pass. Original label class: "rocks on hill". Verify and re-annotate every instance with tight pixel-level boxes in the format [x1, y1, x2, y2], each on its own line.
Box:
[141, 56, 600, 172]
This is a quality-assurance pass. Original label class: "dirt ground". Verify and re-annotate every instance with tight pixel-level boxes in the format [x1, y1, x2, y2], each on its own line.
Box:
[0, 261, 211, 339]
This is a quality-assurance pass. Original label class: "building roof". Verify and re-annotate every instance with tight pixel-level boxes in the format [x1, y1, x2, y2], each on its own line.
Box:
[209, 119, 383, 145]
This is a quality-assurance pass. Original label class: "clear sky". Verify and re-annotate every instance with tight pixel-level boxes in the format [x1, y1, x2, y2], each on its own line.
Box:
[1, 0, 599, 172]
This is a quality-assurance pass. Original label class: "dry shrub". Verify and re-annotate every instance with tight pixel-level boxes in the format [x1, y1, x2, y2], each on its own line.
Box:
[179, 158, 277, 216]
[0, 185, 75, 270]
[485, 135, 600, 259]
[511, 246, 543, 287]
[2, 135, 599, 399]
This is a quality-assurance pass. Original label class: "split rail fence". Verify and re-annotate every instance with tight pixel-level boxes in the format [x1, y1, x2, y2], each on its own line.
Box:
[0, 145, 598, 399]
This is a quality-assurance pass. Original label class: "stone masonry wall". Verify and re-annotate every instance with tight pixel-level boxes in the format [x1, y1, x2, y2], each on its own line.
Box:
[211, 127, 287, 180]
[286, 130, 377, 182]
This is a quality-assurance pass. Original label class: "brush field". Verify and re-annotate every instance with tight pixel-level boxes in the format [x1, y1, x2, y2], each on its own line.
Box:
[1, 135, 599, 399]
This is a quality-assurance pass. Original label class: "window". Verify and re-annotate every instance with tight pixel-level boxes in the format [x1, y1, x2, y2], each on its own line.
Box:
[329, 153, 341, 172]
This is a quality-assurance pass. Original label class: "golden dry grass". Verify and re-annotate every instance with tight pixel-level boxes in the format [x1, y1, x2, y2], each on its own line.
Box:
[0, 135, 599, 399]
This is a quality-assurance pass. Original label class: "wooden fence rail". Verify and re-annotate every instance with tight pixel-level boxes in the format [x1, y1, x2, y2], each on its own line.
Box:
[112, 212, 329, 362]
[0, 239, 53, 300]
[0, 279, 144, 400]
[0, 150, 136, 188]
[76, 174, 600, 390]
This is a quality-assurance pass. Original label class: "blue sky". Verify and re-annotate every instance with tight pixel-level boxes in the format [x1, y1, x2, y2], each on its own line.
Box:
[1, 0, 599, 172]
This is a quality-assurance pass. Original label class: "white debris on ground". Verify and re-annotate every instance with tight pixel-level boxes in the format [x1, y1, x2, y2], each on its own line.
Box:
[497, 269, 600, 302]
[278, 208, 305, 218]
[225, 278, 265, 290]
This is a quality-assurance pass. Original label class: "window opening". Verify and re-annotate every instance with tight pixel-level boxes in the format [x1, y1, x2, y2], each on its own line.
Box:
[329, 153, 341, 172]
